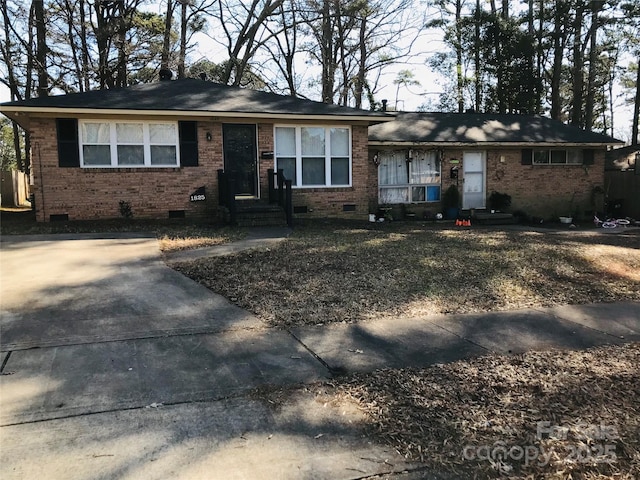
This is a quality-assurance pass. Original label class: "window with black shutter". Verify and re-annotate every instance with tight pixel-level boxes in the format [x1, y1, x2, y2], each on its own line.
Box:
[179, 121, 198, 167]
[56, 118, 80, 167]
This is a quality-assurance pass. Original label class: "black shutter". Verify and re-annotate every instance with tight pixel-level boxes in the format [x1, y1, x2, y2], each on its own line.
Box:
[521, 148, 532, 165]
[56, 118, 80, 167]
[179, 121, 198, 167]
[582, 149, 594, 165]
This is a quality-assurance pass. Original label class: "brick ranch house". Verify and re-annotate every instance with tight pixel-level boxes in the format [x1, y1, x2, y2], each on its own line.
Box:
[369, 112, 623, 220]
[1, 79, 623, 222]
[0, 78, 391, 222]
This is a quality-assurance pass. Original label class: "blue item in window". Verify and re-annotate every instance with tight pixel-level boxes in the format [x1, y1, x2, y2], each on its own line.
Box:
[427, 186, 440, 202]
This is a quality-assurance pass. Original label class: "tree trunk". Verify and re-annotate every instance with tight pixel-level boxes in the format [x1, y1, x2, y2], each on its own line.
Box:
[550, 1, 564, 120]
[354, 14, 366, 109]
[633, 56, 640, 145]
[64, 0, 84, 92]
[79, 0, 90, 92]
[571, 5, 584, 126]
[95, 1, 111, 89]
[161, 0, 174, 71]
[33, 0, 48, 97]
[535, 0, 543, 114]
[584, 3, 599, 131]
[321, 0, 334, 104]
[455, 0, 464, 113]
[178, 0, 187, 78]
[474, 0, 481, 111]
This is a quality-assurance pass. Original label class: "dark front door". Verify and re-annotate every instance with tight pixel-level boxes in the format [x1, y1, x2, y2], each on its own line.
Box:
[223, 124, 258, 197]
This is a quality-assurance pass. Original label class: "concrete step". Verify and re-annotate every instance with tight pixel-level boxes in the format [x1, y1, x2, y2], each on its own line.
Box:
[235, 202, 287, 227]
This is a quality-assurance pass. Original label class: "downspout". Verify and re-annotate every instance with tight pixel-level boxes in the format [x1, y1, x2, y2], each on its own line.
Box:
[36, 142, 45, 221]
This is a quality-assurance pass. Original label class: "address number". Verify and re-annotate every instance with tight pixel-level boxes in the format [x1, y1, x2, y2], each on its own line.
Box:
[190, 194, 206, 202]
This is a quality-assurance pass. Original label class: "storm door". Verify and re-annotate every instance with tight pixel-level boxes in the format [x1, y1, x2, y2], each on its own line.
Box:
[223, 124, 258, 197]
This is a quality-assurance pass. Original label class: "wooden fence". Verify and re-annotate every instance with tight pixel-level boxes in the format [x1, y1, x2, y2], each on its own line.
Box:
[0, 170, 30, 207]
[605, 170, 640, 219]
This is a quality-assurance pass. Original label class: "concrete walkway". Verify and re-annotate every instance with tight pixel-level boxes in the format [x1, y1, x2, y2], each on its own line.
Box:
[1, 231, 639, 479]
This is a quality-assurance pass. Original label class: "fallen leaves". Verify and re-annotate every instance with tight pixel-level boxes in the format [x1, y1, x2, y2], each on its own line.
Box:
[173, 222, 640, 327]
[332, 342, 640, 479]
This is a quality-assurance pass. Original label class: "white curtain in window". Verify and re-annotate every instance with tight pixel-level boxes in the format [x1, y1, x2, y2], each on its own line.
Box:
[116, 123, 143, 143]
[378, 150, 408, 185]
[411, 150, 439, 184]
[301, 127, 325, 155]
[150, 124, 176, 144]
[379, 187, 408, 204]
[275, 127, 296, 156]
[82, 123, 110, 144]
[330, 128, 349, 156]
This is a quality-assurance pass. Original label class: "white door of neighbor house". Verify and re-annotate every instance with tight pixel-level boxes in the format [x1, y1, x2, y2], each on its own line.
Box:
[462, 151, 486, 209]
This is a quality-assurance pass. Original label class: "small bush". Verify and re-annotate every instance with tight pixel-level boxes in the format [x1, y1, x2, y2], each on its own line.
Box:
[488, 191, 512, 211]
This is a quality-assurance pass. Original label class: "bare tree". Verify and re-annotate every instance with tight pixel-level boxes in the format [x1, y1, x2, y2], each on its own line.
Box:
[209, 0, 284, 86]
[263, 0, 300, 96]
[34, 0, 48, 96]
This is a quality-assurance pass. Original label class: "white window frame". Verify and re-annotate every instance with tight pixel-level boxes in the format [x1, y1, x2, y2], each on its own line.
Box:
[273, 125, 352, 188]
[532, 148, 584, 165]
[79, 120, 180, 168]
[378, 149, 441, 204]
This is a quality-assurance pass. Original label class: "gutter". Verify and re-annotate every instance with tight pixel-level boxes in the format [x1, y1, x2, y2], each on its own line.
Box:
[367, 141, 624, 147]
[0, 106, 395, 125]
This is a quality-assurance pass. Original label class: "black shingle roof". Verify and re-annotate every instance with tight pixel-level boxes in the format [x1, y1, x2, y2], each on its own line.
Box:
[0, 78, 391, 120]
[369, 112, 622, 145]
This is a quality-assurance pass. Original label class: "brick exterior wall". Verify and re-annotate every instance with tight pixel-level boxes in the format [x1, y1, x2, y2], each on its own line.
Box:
[372, 146, 606, 219]
[30, 115, 605, 222]
[29, 117, 375, 222]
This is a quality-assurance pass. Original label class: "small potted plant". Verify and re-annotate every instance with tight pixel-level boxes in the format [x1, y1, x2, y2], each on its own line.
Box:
[442, 184, 460, 219]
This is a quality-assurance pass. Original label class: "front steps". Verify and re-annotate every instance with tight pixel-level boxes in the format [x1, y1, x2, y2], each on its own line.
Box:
[234, 200, 288, 227]
[466, 209, 515, 225]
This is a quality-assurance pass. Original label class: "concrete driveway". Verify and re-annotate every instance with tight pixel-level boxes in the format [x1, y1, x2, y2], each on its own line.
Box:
[1, 233, 262, 350]
[1, 232, 638, 479]
[0, 233, 422, 479]
[0, 234, 331, 422]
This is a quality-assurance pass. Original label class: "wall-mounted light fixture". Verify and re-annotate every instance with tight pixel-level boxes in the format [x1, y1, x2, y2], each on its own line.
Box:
[206, 132, 212, 142]
[372, 152, 380, 166]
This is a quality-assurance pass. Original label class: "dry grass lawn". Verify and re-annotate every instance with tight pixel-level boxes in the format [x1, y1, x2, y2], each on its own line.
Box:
[173, 222, 640, 327]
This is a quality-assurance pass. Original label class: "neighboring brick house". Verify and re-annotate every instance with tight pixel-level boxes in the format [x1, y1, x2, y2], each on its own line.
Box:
[369, 112, 623, 219]
[1, 81, 624, 223]
[0, 78, 391, 222]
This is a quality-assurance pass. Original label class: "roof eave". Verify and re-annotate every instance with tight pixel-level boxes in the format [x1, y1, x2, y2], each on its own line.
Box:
[0, 106, 394, 124]
[368, 140, 623, 147]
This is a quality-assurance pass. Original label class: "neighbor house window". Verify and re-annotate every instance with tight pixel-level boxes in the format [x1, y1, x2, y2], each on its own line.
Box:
[79, 121, 179, 167]
[378, 149, 441, 204]
[274, 126, 351, 187]
[533, 149, 583, 165]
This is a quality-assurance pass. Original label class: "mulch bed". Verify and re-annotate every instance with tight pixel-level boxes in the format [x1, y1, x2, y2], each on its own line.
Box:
[173, 222, 640, 327]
